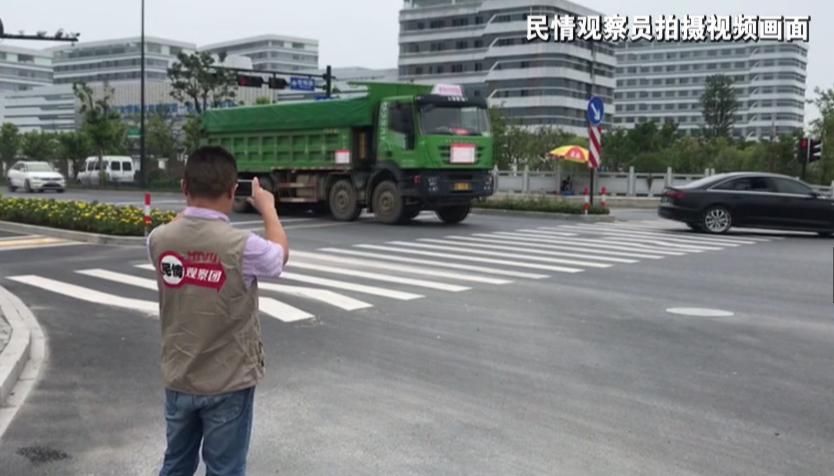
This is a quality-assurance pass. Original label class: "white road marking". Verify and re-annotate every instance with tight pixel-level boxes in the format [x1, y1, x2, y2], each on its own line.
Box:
[355, 244, 584, 273]
[592, 223, 774, 243]
[278, 272, 423, 300]
[591, 237, 711, 252]
[666, 307, 735, 317]
[628, 221, 781, 240]
[287, 261, 470, 292]
[553, 225, 746, 247]
[7, 275, 158, 316]
[517, 228, 715, 251]
[487, 232, 687, 256]
[232, 218, 312, 226]
[456, 235, 665, 260]
[82, 268, 312, 322]
[0, 235, 42, 242]
[319, 248, 548, 279]
[257, 298, 314, 322]
[388, 241, 613, 269]
[421, 238, 638, 263]
[586, 225, 760, 245]
[592, 235, 721, 251]
[137, 264, 370, 312]
[290, 250, 512, 285]
[256, 282, 372, 311]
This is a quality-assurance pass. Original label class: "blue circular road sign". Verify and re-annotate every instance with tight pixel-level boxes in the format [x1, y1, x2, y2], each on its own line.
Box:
[587, 96, 604, 126]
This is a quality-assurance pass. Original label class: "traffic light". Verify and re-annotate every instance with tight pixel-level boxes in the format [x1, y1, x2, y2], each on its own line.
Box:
[237, 74, 264, 88]
[797, 137, 824, 163]
[810, 138, 823, 163]
[268, 77, 288, 90]
[798, 137, 808, 158]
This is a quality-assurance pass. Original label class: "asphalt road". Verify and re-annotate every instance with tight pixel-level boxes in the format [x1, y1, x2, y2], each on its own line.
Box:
[0, 199, 832, 475]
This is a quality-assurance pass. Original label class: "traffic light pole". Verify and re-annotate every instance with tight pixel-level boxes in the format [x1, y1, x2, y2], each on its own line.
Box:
[801, 138, 810, 181]
[215, 64, 335, 95]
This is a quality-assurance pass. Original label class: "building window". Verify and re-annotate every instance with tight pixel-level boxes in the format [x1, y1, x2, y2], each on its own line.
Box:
[456, 41, 468, 50]
[451, 64, 464, 73]
[652, 91, 662, 98]
[474, 63, 483, 72]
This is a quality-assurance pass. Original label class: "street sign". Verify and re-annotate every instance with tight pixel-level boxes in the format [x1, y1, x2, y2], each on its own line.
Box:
[289, 77, 316, 91]
[588, 125, 602, 169]
[587, 96, 604, 126]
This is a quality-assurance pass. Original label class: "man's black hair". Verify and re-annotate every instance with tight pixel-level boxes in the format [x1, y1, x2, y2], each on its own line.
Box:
[183, 146, 238, 199]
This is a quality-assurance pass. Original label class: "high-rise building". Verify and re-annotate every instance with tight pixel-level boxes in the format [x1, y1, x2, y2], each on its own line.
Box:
[201, 35, 319, 73]
[0, 84, 76, 133]
[0, 45, 53, 94]
[398, 0, 616, 135]
[48, 37, 196, 85]
[613, 40, 808, 140]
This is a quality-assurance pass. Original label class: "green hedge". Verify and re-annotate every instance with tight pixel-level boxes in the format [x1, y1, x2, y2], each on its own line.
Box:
[473, 195, 609, 215]
[0, 195, 177, 236]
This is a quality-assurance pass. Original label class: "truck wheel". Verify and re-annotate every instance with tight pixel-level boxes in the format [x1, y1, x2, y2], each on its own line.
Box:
[436, 205, 471, 224]
[328, 179, 361, 221]
[7, 179, 16, 192]
[372, 180, 405, 225]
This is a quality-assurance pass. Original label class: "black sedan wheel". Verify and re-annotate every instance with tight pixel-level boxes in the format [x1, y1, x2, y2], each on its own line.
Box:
[702, 206, 732, 234]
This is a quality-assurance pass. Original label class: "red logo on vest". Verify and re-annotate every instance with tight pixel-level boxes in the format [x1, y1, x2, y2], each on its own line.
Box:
[158, 251, 226, 291]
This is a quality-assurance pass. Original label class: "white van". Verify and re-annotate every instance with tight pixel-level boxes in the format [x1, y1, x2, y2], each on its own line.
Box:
[77, 156, 138, 185]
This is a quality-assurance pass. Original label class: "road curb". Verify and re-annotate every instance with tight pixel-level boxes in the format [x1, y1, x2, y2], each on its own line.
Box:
[0, 285, 46, 439]
[471, 208, 618, 222]
[0, 221, 145, 247]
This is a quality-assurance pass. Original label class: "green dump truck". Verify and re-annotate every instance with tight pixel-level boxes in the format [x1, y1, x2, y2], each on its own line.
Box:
[201, 82, 494, 224]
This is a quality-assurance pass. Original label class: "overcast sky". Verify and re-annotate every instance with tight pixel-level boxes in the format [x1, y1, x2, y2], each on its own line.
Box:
[1, 0, 828, 122]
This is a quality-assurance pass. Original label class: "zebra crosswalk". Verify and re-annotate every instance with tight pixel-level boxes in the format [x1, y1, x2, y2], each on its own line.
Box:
[4, 220, 777, 324]
[0, 234, 87, 252]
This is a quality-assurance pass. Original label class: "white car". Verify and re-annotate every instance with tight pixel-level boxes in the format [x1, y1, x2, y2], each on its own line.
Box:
[6, 161, 66, 193]
[76, 156, 138, 185]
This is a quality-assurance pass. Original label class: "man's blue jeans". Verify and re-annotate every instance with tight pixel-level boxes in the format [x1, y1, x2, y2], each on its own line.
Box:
[159, 386, 255, 476]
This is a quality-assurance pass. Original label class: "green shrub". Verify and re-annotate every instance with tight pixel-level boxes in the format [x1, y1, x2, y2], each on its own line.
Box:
[0, 196, 176, 236]
[473, 195, 609, 215]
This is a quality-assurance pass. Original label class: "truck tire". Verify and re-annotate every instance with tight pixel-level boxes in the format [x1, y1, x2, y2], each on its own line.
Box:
[436, 205, 471, 224]
[7, 179, 16, 192]
[328, 179, 361, 221]
[372, 180, 406, 225]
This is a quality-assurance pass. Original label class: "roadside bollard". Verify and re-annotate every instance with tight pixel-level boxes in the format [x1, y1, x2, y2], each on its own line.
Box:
[144, 192, 151, 237]
[583, 186, 590, 215]
[601, 186, 608, 209]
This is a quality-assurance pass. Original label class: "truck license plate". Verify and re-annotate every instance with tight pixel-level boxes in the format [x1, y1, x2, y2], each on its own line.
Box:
[454, 182, 471, 191]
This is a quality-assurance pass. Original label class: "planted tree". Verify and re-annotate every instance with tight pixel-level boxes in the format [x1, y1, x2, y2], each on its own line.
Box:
[167, 51, 238, 114]
[0, 123, 21, 175]
[73, 81, 128, 185]
[701, 75, 740, 139]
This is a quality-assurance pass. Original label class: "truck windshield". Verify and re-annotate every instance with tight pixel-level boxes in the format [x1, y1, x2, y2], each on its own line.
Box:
[26, 163, 54, 172]
[419, 105, 490, 137]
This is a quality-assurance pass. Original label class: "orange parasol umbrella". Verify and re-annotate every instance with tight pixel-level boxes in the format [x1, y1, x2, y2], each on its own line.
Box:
[548, 145, 590, 165]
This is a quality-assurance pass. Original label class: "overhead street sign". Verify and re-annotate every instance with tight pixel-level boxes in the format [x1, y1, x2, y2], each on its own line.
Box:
[289, 77, 316, 92]
[587, 96, 604, 126]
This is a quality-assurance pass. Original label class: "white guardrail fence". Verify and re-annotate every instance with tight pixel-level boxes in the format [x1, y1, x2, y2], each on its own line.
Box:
[493, 166, 834, 198]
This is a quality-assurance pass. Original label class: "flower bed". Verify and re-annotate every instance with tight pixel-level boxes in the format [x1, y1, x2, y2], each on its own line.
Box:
[473, 195, 609, 215]
[0, 195, 177, 236]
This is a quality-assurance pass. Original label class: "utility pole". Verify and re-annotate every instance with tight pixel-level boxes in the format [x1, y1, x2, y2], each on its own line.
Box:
[139, 0, 147, 188]
[325, 65, 333, 98]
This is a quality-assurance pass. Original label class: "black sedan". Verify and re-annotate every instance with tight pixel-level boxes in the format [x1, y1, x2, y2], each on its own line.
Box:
[658, 172, 833, 236]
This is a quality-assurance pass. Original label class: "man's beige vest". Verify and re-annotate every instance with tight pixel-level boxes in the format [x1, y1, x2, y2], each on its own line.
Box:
[148, 217, 264, 395]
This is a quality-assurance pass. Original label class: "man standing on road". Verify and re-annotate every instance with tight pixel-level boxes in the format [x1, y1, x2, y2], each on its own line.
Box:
[147, 145, 289, 475]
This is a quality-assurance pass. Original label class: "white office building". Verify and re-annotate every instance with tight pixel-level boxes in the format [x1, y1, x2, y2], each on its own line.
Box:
[201, 35, 319, 73]
[613, 40, 808, 140]
[0, 44, 53, 94]
[0, 84, 76, 132]
[398, 0, 616, 135]
[48, 37, 196, 85]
